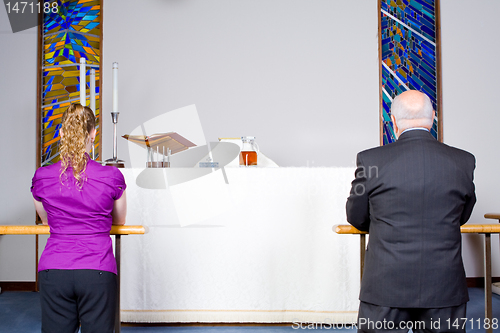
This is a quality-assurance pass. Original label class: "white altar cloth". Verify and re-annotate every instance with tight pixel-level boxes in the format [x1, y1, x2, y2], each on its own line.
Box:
[120, 167, 360, 323]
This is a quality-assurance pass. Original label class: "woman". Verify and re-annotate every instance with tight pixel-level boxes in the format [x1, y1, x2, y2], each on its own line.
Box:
[31, 104, 127, 333]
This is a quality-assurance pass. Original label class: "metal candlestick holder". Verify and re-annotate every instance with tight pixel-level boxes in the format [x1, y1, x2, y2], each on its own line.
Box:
[105, 112, 125, 168]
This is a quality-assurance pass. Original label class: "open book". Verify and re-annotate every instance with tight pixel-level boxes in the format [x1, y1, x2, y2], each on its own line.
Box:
[122, 132, 196, 154]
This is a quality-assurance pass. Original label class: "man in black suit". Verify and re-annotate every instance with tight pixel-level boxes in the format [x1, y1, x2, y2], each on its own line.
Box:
[346, 90, 476, 333]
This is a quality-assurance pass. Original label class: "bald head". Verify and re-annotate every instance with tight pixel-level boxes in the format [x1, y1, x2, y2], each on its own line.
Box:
[390, 90, 434, 138]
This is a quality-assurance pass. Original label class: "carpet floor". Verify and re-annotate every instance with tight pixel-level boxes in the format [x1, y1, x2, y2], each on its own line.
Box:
[0, 288, 498, 332]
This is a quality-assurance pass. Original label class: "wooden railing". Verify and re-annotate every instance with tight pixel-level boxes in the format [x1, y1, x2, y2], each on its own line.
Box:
[0, 225, 147, 333]
[334, 214, 500, 333]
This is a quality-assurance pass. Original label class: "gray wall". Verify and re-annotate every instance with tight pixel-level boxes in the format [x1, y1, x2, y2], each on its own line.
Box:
[100, 0, 380, 168]
[0, 0, 498, 281]
[0, 8, 37, 280]
[441, 0, 500, 276]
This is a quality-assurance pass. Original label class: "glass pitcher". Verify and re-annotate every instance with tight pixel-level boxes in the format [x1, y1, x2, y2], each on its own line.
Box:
[239, 136, 259, 167]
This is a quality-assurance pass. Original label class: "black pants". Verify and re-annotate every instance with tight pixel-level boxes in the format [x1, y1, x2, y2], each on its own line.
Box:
[39, 269, 117, 333]
[358, 301, 467, 333]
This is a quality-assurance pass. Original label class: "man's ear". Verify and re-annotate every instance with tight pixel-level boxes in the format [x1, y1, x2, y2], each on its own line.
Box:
[391, 114, 399, 137]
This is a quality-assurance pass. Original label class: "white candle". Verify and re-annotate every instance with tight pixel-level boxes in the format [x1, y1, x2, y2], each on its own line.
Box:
[90, 69, 96, 113]
[80, 58, 86, 106]
[112, 62, 119, 113]
[90, 68, 96, 160]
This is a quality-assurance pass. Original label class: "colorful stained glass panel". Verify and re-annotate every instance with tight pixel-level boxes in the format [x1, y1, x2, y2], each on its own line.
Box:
[40, 0, 101, 166]
[380, 0, 439, 145]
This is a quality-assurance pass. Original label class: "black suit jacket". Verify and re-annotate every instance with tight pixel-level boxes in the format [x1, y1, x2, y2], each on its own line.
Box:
[346, 130, 476, 308]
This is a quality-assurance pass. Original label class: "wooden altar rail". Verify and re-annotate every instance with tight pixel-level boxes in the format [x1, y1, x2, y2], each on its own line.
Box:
[0, 225, 147, 333]
[334, 214, 500, 333]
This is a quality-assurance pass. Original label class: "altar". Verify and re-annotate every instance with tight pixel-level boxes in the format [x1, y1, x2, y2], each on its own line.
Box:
[119, 167, 360, 323]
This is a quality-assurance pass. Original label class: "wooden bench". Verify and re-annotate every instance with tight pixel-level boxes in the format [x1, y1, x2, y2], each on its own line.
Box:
[334, 214, 500, 333]
[0, 225, 147, 333]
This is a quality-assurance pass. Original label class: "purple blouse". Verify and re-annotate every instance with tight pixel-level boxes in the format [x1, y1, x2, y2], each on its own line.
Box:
[31, 159, 126, 274]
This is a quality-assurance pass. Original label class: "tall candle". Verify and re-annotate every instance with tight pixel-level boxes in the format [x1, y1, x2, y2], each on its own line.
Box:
[90, 68, 96, 160]
[90, 69, 96, 113]
[112, 62, 119, 113]
[80, 58, 86, 106]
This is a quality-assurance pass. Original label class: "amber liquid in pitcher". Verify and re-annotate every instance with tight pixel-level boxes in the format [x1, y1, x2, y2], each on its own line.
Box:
[239, 151, 257, 166]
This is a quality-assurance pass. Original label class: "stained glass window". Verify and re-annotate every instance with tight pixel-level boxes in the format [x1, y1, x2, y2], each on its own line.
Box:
[39, 0, 102, 166]
[379, 0, 441, 145]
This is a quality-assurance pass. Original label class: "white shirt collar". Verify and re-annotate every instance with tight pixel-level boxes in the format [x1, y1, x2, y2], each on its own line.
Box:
[401, 127, 430, 135]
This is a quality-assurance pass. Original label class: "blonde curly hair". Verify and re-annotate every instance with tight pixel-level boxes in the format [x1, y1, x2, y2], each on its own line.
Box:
[59, 104, 96, 188]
